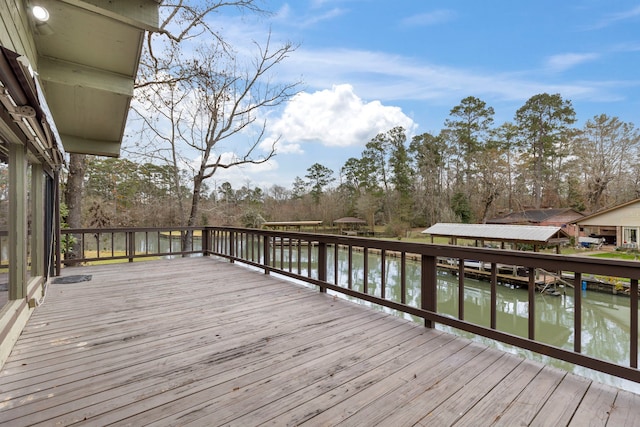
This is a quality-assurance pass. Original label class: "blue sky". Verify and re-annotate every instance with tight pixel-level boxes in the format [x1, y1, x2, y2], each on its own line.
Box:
[179, 1, 640, 192]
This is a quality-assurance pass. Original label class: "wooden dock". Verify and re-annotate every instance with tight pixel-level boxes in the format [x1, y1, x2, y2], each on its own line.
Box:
[0, 257, 639, 426]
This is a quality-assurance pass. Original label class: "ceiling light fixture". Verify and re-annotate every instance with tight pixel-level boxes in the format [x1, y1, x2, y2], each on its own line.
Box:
[31, 5, 50, 23]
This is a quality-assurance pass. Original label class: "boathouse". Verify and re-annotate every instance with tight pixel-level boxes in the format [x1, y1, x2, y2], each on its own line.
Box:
[262, 220, 323, 232]
[422, 222, 571, 253]
[333, 216, 370, 235]
[0, 1, 160, 368]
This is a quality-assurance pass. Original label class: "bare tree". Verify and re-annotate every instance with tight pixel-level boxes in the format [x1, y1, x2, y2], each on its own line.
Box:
[65, 2, 271, 241]
[574, 114, 640, 211]
[132, 23, 300, 249]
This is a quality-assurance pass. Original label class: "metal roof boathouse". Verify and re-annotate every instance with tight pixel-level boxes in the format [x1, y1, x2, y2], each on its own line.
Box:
[422, 223, 571, 253]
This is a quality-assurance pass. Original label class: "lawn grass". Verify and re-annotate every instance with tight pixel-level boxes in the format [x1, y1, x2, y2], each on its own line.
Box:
[65, 250, 161, 266]
[590, 251, 640, 261]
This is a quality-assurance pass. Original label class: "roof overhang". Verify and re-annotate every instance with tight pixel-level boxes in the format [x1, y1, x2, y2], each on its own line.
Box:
[28, 0, 160, 157]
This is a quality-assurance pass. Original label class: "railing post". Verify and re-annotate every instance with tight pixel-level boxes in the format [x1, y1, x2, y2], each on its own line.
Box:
[421, 254, 437, 328]
[202, 227, 210, 256]
[574, 272, 582, 354]
[263, 235, 270, 275]
[127, 231, 135, 262]
[318, 242, 327, 293]
[229, 230, 235, 263]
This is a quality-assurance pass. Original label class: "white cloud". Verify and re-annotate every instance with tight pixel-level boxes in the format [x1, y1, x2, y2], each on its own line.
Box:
[401, 10, 456, 27]
[590, 5, 640, 29]
[275, 47, 620, 105]
[263, 84, 417, 153]
[272, 3, 346, 29]
[545, 53, 599, 72]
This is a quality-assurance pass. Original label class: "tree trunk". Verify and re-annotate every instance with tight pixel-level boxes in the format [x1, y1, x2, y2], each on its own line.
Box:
[63, 153, 86, 263]
[182, 175, 203, 254]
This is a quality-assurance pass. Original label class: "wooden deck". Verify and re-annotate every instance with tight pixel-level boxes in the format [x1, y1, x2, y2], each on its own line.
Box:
[1, 257, 639, 426]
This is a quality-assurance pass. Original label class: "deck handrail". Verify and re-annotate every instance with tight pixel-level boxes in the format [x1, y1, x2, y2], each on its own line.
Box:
[60, 226, 640, 384]
[60, 226, 204, 264]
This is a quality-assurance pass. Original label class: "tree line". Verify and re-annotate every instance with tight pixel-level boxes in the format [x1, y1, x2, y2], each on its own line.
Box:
[68, 93, 640, 236]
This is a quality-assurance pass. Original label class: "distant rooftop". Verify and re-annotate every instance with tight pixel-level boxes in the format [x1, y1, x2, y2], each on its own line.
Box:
[262, 221, 323, 229]
[333, 217, 367, 224]
[487, 208, 582, 225]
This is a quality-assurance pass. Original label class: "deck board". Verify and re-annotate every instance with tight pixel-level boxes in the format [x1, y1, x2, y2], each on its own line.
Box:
[0, 257, 638, 426]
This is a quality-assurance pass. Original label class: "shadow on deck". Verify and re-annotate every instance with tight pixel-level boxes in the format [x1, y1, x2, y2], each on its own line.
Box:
[0, 257, 639, 426]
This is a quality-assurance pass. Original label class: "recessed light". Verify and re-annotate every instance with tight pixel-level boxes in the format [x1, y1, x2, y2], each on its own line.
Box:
[32, 5, 50, 23]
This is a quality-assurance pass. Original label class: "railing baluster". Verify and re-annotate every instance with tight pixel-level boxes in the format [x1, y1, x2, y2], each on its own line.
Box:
[401, 252, 406, 304]
[307, 240, 312, 278]
[490, 262, 497, 329]
[280, 237, 284, 269]
[458, 259, 465, 320]
[363, 247, 368, 295]
[297, 239, 302, 274]
[334, 243, 339, 285]
[631, 278, 638, 368]
[381, 249, 386, 300]
[574, 272, 582, 354]
[528, 268, 536, 340]
[348, 245, 353, 290]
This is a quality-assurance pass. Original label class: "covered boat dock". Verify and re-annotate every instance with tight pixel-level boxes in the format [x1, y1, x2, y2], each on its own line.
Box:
[261, 220, 323, 232]
[422, 223, 571, 254]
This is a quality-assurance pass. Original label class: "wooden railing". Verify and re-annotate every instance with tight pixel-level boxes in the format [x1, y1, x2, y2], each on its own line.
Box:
[60, 227, 204, 265]
[61, 226, 640, 384]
